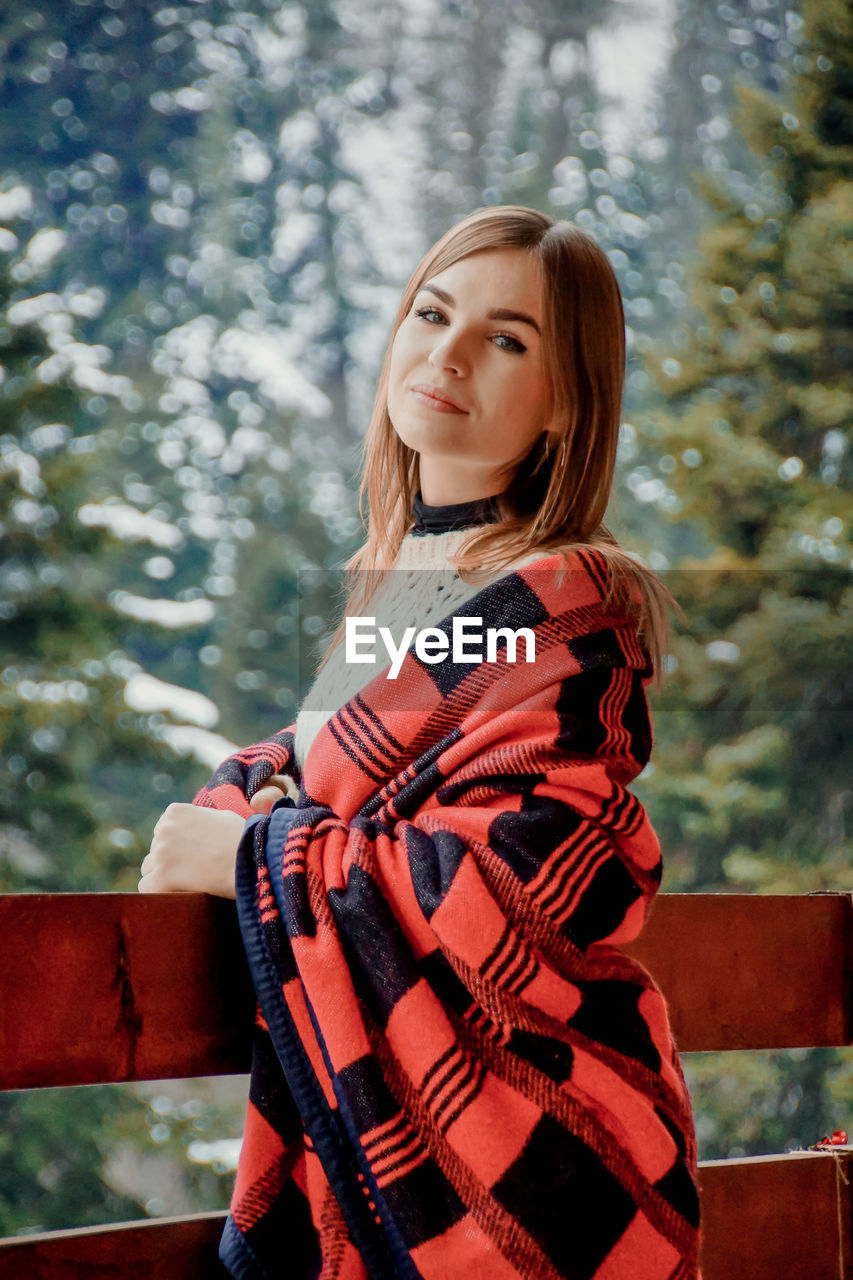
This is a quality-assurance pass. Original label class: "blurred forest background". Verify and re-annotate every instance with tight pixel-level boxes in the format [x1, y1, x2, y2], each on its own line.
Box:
[1, 0, 851, 1238]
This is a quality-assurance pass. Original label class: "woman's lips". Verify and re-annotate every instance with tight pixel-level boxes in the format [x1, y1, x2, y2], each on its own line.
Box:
[410, 385, 468, 414]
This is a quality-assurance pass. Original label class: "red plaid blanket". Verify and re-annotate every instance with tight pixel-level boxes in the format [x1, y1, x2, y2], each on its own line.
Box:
[195, 550, 701, 1279]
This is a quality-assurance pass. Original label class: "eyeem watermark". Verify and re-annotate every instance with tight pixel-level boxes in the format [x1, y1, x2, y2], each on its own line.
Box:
[345, 616, 536, 679]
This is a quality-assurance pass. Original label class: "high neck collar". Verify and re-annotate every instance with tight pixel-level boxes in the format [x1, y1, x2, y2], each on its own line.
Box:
[411, 489, 503, 536]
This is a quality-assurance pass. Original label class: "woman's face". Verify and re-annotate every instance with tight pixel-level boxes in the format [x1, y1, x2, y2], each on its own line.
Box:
[386, 247, 557, 505]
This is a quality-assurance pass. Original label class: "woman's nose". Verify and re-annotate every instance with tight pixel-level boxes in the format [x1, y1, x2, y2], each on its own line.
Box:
[428, 328, 468, 374]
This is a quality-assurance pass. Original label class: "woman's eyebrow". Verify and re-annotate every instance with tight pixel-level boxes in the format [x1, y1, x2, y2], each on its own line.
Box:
[416, 282, 541, 335]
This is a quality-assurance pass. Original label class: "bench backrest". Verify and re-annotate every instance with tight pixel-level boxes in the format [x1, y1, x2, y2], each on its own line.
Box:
[1, 891, 851, 1278]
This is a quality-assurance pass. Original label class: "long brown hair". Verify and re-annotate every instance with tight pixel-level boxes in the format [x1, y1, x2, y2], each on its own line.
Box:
[320, 205, 673, 674]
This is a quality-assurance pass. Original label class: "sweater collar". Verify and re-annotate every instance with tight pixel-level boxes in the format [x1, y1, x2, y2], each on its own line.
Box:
[411, 489, 503, 536]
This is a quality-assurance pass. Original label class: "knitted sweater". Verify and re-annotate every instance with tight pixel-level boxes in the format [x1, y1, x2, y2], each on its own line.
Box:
[295, 494, 539, 772]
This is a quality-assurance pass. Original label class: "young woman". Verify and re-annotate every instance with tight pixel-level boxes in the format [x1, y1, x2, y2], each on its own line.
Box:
[140, 206, 701, 1279]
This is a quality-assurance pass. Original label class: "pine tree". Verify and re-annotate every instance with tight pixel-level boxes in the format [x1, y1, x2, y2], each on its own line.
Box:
[605, 0, 810, 564]
[633, 0, 852, 1160]
[639, 0, 852, 895]
[0, 191, 224, 1234]
[0, 211, 204, 892]
[0, 1088, 144, 1235]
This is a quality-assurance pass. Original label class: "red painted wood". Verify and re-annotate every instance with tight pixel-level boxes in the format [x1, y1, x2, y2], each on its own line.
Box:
[624, 891, 853, 1052]
[0, 1210, 227, 1278]
[0, 894, 254, 1089]
[1, 894, 851, 1273]
[1, 1155, 848, 1279]
[0, 891, 850, 1089]
[698, 1151, 852, 1279]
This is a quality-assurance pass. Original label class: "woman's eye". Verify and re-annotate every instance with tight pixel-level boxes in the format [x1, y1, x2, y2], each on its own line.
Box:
[413, 307, 525, 354]
[414, 306, 444, 324]
[494, 333, 526, 354]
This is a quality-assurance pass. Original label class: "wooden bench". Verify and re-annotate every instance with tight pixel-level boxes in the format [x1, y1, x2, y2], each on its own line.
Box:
[0, 891, 851, 1278]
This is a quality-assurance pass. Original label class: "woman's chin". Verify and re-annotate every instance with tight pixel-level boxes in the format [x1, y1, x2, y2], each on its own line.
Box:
[391, 423, 466, 457]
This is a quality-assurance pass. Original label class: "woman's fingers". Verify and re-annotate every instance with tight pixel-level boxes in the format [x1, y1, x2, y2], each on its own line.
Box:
[139, 845, 167, 891]
[138, 863, 160, 892]
[266, 774, 291, 795]
[250, 785, 284, 814]
[249, 776, 292, 813]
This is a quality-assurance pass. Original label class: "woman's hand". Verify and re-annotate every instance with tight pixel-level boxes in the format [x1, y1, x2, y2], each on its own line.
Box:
[139, 776, 293, 898]
[139, 804, 247, 899]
